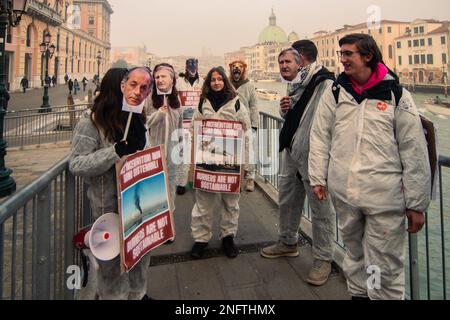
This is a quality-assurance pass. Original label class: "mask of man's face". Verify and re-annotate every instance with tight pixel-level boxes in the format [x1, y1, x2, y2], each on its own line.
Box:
[155, 68, 174, 94]
[121, 70, 151, 107]
[186, 59, 198, 78]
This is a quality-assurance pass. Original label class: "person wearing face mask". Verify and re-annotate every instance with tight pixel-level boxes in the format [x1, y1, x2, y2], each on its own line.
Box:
[229, 60, 259, 192]
[189, 67, 251, 259]
[176, 58, 204, 195]
[69, 67, 153, 300]
[260, 42, 337, 287]
[145, 63, 183, 217]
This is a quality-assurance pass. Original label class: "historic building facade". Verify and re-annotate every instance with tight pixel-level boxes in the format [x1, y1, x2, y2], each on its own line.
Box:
[5, 0, 112, 91]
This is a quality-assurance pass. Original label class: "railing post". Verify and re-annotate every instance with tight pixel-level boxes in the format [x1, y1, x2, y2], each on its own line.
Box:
[68, 94, 75, 130]
[64, 168, 76, 300]
[34, 185, 52, 300]
[408, 233, 421, 300]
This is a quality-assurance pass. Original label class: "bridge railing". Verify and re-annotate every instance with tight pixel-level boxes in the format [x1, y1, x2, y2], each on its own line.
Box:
[4, 104, 90, 149]
[257, 110, 449, 300]
[0, 157, 90, 300]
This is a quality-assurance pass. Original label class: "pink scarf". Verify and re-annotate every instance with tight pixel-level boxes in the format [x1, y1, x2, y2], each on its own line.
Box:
[349, 63, 388, 95]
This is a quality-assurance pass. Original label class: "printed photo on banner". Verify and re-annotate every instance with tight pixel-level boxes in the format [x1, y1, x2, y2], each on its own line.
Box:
[193, 119, 244, 194]
[179, 90, 201, 129]
[116, 145, 175, 272]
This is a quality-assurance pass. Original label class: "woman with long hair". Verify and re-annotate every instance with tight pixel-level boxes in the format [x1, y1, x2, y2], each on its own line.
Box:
[145, 63, 183, 214]
[189, 67, 251, 259]
[70, 67, 152, 300]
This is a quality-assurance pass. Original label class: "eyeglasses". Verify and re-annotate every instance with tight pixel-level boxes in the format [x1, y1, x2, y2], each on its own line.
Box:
[337, 50, 360, 58]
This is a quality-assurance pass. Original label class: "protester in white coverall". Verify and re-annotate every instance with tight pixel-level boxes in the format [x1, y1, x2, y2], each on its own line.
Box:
[309, 34, 431, 300]
[259, 44, 336, 287]
[175, 58, 204, 195]
[70, 67, 153, 300]
[190, 67, 250, 259]
[229, 60, 259, 192]
[145, 63, 183, 213]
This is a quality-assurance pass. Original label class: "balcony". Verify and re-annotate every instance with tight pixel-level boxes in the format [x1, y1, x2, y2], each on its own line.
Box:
[26, 0, 63, 26]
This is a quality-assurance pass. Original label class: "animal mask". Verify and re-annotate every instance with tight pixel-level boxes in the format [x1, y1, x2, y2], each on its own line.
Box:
[229, 60, 247, 82]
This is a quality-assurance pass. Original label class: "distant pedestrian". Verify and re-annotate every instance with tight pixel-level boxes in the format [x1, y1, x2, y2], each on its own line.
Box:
[82, 77, 88, 91]
[68, 78, 74, 95]
[52, 75, 57, 86]
[74, 79, 80, 95]
[64, 74, 69, 84]
[20, 76, 29, 93]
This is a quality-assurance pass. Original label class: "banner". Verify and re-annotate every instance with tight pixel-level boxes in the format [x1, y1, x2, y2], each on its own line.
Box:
[193, 119, 244, 194]
[179, 90, 201, 129]
[116, 146, 175, 272]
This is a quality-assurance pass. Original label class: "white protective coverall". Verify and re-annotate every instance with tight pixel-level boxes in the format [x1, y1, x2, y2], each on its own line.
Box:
[235, 81, 259, 180]
[190, 96, 251, 242]
[308, 74, 431, 300]
[176, 76, 204, 187]
[69, 111, 150, 300]
[144, 99, 183, 211]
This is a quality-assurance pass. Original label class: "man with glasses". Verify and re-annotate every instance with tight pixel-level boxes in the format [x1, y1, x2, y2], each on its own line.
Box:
[309, 33, 431, 300]
[260, 41, 336, 287]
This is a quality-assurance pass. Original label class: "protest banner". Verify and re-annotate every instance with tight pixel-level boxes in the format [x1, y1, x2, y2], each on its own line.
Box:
[116, 145, 175, 272]
[193, 119, 244, 194]
[179, 90, 201, 129]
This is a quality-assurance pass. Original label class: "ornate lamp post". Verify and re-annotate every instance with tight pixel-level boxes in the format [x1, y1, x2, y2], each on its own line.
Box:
[0, 0, 28, 197]
[39, 31, 55, 112]
[96, 50, 101, 82]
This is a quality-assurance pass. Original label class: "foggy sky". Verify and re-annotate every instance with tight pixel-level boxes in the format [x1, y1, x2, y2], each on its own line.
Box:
[109, 0, 450, 57]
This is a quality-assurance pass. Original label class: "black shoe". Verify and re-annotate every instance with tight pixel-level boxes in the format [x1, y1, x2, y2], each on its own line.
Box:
[141, 294, 153, 300]
[222, 236, 239, 258]
[176, 186, 186, 195]
[164, 239, 174, 245]
[191, 242, 208, 259]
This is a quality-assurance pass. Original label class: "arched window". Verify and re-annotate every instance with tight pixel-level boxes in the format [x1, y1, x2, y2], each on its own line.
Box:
[26, 25, 32, 47]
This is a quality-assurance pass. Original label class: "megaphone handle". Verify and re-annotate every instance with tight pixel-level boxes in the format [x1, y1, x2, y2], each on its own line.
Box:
[121, 112, 133, 142]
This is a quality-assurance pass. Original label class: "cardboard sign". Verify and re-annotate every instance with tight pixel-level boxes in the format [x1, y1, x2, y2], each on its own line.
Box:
[116, 146, 175, 272]
[193, 119, 244, 194]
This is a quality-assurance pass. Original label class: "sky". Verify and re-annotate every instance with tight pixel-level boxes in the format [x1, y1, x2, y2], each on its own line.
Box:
[108, 0, 450, 57]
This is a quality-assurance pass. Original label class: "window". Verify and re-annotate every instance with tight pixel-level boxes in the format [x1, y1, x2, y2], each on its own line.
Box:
[420, 39, 425, 46]
[398, 56, 402, 66]
[379, 28, 382, 34]
[414, 27, 419, 34]
[443, 53, 447, 64]
[409, 55, 413, 65]
[441, 36, 446, 44]
[421, 54, 426, 64]
[89, 16, 95, 25]
[413, 39, 419, 47]
[427, 54, 433, 64]
[397, 41, 401, 49]
[26, 25, 32, 47]
[428, 38, 432, 46]
[414, 55, 420, 64]
[408, 40, 412, 47]
[6, 26, 12, 43]
[389, 45, 393, 59]
[388, 26, 392, 33]
[419, 26, 424, 33]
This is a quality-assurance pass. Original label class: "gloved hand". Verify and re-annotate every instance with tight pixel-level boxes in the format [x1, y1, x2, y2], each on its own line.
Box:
[115, 137, 140, 157]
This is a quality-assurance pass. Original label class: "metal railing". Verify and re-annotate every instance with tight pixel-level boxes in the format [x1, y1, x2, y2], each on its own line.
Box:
[0, 157, 89, 300]
[4, 104, 89, 149]
[256, 110, 449, 300]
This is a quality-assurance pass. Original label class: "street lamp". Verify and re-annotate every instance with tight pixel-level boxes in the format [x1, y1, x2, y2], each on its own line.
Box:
[39, 31, 55, 112]
[0, 0, 28, 197]
[96, 50, 101, 83]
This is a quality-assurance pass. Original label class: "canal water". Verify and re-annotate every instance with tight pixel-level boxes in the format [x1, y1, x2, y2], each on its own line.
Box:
[255, 81, 450, 300]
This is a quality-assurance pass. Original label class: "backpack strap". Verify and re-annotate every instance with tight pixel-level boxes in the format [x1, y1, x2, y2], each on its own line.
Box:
[391, 84, 403, 107]
[332, 81, 340, 104]
[198, 98, 204, 114]
[235, 99, 240, 112]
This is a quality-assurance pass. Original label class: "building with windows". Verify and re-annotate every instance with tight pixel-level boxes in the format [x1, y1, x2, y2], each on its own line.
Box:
[5, 0, 112, 91]
[394, 19, 449, 84]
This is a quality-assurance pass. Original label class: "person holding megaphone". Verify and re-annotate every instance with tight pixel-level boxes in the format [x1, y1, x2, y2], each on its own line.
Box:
[69, 67, 153, 300]
[145, 63, 183, 225]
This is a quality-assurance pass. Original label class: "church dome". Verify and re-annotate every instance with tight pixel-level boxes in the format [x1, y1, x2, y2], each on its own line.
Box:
[288, 31, 300, 42]
[258, 9, 288, 44]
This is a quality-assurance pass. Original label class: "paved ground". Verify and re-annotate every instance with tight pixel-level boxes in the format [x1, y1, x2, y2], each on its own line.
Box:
[8, 82, 96, 111]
